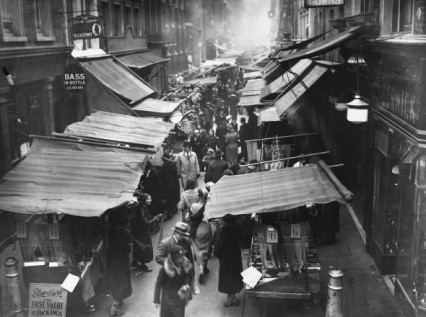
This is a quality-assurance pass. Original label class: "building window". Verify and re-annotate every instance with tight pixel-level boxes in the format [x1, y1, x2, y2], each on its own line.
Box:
[388, 0, 415, 33]
[112, 3, 122, 36]
[34, 0, 54, 41]
[125, 5, 131, 34]
[0, 0, 27, 41]
[101, 1, 109, 37]
[134, 7, 141, 36]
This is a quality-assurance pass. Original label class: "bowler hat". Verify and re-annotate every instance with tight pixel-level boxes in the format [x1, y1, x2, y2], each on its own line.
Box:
[173, 221, 190, 237]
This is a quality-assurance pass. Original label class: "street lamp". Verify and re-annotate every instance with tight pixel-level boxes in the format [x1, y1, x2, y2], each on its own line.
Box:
[346, 92, 369, 123]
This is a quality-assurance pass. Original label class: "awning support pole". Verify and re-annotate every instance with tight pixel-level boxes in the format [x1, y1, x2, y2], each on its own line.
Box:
[247, 132, 318, 143]
[240, 150, 330, 167]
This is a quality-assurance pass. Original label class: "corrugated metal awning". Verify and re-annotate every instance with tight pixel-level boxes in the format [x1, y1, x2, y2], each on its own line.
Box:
[205, 162, 351, 219]
[116, 51, 169, 69]
[132, 98, 183, 117]
[275, 65, 328, 118]
[0, 137, 147, 217]
[80, 56, 155, 104]
[260, 59, 313, 101]
[57, 111, 174, 149]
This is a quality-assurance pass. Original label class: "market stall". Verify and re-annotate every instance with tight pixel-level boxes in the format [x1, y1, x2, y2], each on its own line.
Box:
[204, 161, 353, 314]
[0, 136, 149, 315]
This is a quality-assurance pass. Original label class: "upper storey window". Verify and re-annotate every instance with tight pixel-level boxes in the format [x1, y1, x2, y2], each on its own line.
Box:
[382, 0, 426, 35]
[0, 0, 27, 42]
[34, 0, 55, 41]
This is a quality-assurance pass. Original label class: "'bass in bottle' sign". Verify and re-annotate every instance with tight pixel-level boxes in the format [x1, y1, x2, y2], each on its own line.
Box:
[28, 283, 67, 317]
[304, 0, 344, 7]
[63, 63, 86, 93]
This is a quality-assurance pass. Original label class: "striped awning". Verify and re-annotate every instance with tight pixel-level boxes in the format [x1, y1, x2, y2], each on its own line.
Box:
[205, 162, 353, 219]
[0, 137, 147, 217]
[57, 111, 174, 149]
[132, 98, 183, 117]
[80, 56, 155, 104]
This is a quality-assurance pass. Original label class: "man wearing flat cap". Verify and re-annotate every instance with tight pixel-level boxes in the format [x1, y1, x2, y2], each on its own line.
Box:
[176, 141, 200, 188]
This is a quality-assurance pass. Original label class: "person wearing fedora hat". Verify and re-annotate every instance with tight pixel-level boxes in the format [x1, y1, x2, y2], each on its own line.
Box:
[176, 141, 200, 189]
[154, 245, 193, 317]
[156, 221, 200, 296]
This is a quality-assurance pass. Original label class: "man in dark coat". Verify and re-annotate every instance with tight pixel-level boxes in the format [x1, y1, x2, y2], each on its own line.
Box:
[238, 117, 250, 161]
[159, 152, 180, 219]
[216, 214, 243, 307]
[190, 129, 204, 169]
[105, 202, 133, 316]
[204, 150, 229, 184]
[138, 161, 163, 216]
[215, 119, 228, 156]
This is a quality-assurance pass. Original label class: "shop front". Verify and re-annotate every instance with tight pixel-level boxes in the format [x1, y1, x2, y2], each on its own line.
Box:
[0, 136, 148, 316]
[367, 41, 426, 316]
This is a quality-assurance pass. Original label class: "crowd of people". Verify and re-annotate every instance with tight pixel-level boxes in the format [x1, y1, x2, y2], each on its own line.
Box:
[100, 66, 263, 317]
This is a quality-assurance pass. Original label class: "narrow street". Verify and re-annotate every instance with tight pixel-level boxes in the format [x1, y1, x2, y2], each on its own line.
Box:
[86, 198, 403, 317]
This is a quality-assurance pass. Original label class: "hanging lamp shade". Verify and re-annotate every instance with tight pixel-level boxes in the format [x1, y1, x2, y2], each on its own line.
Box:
[346, 93, 369, 123]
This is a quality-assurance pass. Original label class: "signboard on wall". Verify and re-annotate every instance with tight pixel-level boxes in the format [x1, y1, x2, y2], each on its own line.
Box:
[63, 63, 86, 93]
[304, 0, 344, 7]
[28, 283, 67, 317]
[71, 15, 103, 40]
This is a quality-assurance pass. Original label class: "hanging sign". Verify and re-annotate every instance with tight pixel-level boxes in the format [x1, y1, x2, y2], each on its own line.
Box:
[63, 63, 86, 93]
[71, 15, 103, 40]
[28, 283, 67, 317]
[304, 0, 344, 7]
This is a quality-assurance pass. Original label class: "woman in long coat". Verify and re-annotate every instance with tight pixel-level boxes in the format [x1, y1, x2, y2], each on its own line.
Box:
[105, 202, 133, 316]
[154, 245, 193, 317]
[138, 161, 163, 215]
[216, 214, 243, 307]
[159, 152, 180, 219]
[131, 193, 154, 272]
[225, 124, 239, 167]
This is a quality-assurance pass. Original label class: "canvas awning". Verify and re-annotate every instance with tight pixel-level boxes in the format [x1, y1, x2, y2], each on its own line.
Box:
[56, 111, 174, 149]
[182, 76, 218, 86]
[132, 98, 183, 117]
[205, 161, 353, 219]
[80, 56, 155, 104]
[277, 26, 363, 64]
[243, 71, 262, 80]
[275, 64, 328, 118]
[116, 51, 169, 69]
[237, 94, 271, 107]
[0, 137, 148, 217]
[260, 59, 313, 102]
[259, 105, 280, 122]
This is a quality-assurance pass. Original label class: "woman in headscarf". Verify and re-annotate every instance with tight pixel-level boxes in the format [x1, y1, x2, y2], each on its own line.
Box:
[216, 214, 244, 307]
[225, 124, 238, 167]
[131, 193, 154, 273]
[154, 245, 193, 317]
